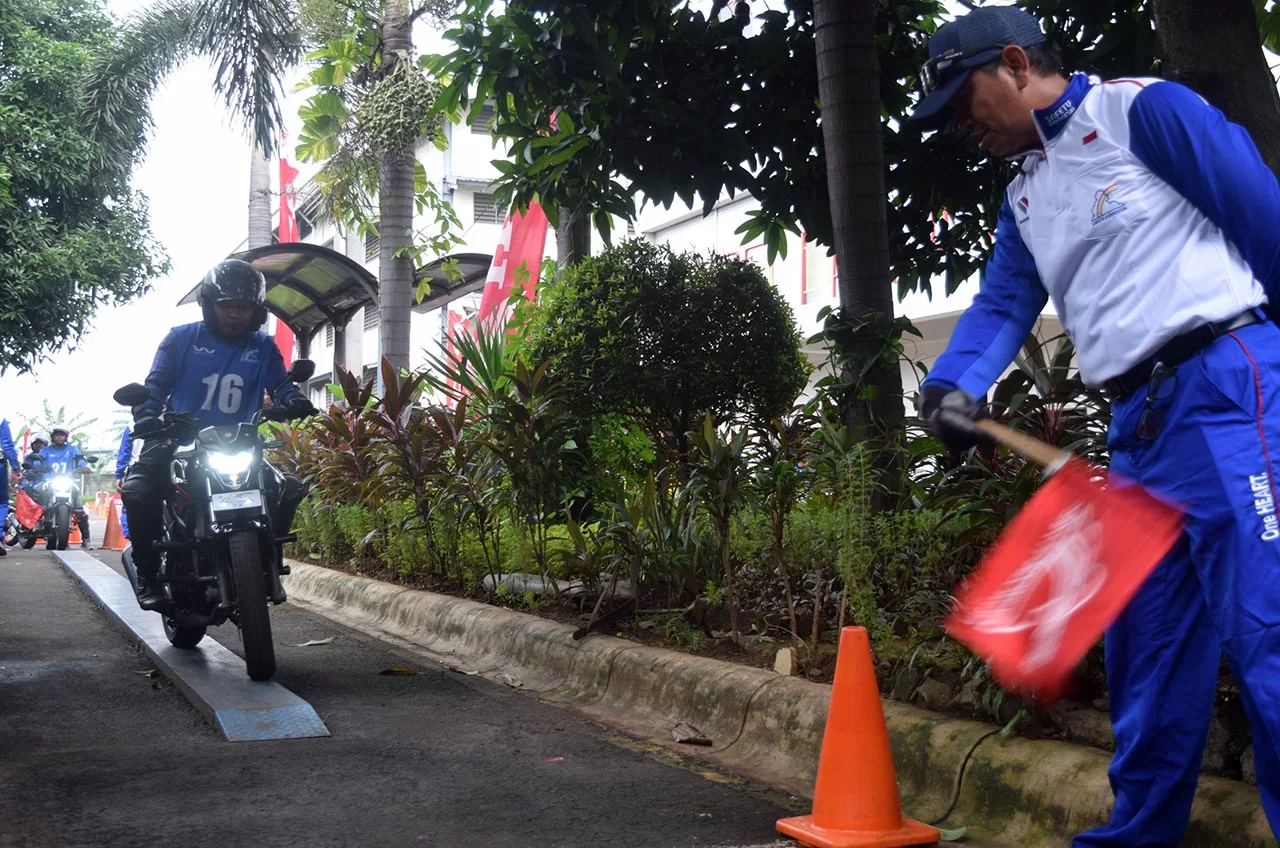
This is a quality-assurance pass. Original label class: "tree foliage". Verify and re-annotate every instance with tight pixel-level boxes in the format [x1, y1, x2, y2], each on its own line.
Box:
[0, 0, 167, 374]
[430, 1, 1244, 303]
[526, 240, 810, 466]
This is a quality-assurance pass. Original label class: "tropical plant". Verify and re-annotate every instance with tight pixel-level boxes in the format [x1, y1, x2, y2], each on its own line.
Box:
[24, 403, 100, 451]
[686, 414, 753, 644]
[480, 358, 578, 584]
[750, 411, 817, 646]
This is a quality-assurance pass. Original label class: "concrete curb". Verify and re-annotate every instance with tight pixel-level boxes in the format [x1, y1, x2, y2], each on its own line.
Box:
[283, 560, 1275, 846]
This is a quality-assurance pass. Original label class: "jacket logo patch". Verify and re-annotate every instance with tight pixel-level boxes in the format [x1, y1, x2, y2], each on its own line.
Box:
[241, 349, 260, 364]
[193, 346, 216, 355]
[1092, 184, 1127, 225]
[1082, 130, 1098, 144]
[1044, 99, 1075, 126]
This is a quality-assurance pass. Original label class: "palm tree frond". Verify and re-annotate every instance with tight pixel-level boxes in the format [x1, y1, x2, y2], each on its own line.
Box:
[82, 0, 202, 176]
[192, 0, 304, 156]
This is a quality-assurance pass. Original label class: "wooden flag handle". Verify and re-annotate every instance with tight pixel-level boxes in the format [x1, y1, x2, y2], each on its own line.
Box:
[974, 419, 1072, 473]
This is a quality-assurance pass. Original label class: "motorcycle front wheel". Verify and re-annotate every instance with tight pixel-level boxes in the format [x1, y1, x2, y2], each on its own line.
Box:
[229, 529, 275, 681]
[48, 504, 70, 551]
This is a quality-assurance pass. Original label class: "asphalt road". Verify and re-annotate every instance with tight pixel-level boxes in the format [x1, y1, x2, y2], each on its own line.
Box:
[0, 535, 801, 848]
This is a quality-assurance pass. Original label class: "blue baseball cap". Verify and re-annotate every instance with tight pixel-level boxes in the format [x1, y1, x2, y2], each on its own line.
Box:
[909, 6, 1046, 132]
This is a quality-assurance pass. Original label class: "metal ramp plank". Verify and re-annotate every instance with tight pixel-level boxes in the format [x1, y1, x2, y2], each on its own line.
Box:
[53, 551, 330, 742]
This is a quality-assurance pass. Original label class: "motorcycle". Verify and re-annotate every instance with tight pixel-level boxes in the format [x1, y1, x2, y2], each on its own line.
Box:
[10, 460, 97, 551]
[112, 359, 315, 681]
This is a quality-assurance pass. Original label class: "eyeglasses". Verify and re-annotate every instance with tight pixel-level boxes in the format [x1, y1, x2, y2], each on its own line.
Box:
[921, 48, 974, 96]
[1135, 363, 1177, 442]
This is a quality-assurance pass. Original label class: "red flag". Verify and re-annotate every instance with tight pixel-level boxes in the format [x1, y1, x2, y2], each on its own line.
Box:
[445, 309, 468, 401]
[945, 459, 1183, 701]
[477, 202, 550, 328]
[274, 151, 300, 365]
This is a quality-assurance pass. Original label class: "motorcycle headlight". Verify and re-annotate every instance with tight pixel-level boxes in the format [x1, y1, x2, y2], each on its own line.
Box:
[51, 476, 74, 496]
[207, 450, 255, 488]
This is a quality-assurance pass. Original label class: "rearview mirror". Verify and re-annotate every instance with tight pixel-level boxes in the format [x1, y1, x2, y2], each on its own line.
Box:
[113, 383, 150, 407]
[288, 359, 316, 383]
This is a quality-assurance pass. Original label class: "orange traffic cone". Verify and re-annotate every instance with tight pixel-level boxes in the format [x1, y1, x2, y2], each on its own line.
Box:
[776, 627, 939, 848]
[68, 519, 82, 546]
[101, 501, 126, 552]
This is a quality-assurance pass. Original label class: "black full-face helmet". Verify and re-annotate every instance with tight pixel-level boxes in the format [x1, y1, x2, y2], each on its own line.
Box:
[198, 259, 268, 339]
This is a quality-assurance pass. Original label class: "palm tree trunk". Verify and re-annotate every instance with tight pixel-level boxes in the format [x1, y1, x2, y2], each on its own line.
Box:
[1154, 0, 1280, 176]
[813, 0, 903, 440]
[378, 0, 416, 375]
[248, 145, 273, 249]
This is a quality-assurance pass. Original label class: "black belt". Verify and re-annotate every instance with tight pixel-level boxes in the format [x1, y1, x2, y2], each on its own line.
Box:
[1102, 310, 1262, 400]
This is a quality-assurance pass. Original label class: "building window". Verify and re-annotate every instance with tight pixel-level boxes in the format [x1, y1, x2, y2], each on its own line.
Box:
[473, 192, 502, 224]
[364, 222, 380, 262]
[325, 323, 335, 347]
[363, 305, 379, 331]
[469, 102, 496, 134]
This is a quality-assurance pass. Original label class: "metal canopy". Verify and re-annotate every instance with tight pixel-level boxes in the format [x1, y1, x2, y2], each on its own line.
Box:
[414, 252, 492, 312]
[179, 246, 495, 338]
[178, 243, 380, 341]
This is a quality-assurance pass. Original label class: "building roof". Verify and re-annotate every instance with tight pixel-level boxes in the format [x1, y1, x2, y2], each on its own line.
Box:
[414, 252, 492, 312]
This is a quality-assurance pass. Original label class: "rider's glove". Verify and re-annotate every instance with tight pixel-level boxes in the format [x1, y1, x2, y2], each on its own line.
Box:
[285, 397, 319, 419]
[919, 385, 992, 454]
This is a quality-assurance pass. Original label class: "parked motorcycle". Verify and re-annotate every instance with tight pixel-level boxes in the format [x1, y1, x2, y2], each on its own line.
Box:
[10, 460, 97, 550]
[112, 359, 315, 681]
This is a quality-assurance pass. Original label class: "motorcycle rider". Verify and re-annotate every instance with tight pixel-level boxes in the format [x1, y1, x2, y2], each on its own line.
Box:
[41, 427, 92, 549]
[114, 425, 136, 540]
[122, 259, 316, 610]
[0, 419, 19, 556]
[21, 433, 48, 493]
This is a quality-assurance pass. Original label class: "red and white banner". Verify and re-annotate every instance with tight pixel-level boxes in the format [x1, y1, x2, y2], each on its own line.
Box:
[945, 459, 1183, 701]
[274, 150, 300, 365]
[476, 202, 551, 328]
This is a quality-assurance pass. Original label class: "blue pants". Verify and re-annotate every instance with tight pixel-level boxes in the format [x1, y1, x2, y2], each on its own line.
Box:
[1075, 320, 1280, 846]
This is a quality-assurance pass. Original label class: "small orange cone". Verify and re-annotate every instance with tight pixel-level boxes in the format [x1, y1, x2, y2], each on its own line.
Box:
[68, 520, 82, 546]
[776, 627, 939, 848]
[101, 501, 126, 552]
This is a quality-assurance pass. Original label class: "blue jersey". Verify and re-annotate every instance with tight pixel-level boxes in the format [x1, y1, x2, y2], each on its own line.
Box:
[40, 443, 87, 475]
[142, 322, 300, 427]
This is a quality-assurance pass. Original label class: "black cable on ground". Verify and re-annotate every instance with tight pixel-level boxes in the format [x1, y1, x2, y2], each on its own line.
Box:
[927, 728, 1001, 826]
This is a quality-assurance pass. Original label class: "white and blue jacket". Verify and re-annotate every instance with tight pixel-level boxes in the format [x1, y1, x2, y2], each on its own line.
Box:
[925, 73, 1280, 395]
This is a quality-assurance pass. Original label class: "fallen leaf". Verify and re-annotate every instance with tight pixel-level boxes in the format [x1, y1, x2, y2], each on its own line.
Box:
[671, 721, 712, 746]
[379, 666, 419, 676]
[291, 637, 336, 647]
[939, 826, 968, 842]
[500, 673, 523, 688]
[446, 665, 480, 676]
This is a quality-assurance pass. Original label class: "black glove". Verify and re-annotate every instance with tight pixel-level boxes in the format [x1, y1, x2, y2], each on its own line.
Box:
[920, 385, 991, 453]
[131, 416, 163, 439]
[285, 397, 319, 419]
